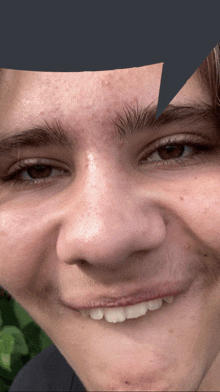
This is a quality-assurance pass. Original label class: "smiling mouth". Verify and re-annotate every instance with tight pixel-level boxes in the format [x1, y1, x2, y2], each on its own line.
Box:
[62, 279, 192, 324]
[79, 295, 174, 323]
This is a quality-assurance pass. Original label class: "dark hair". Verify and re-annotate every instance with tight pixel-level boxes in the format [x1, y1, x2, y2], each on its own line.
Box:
[199, 43, 220, 113]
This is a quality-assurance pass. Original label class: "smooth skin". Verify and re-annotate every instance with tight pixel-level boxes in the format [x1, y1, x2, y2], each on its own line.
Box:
[1, 64, 220, 391]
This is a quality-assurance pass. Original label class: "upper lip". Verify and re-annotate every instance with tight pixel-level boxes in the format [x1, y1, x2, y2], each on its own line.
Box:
[61, 280, 191, 310]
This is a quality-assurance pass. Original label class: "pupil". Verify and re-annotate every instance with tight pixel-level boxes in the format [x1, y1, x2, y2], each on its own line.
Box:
[157, 145, 184, 160]
[27, 165, 52, 179]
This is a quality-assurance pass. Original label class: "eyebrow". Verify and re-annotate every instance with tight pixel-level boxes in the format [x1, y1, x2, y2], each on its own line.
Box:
[0, 120, 75, 154]
[113, 102, 218, 137]
[0, 102, 218, 154]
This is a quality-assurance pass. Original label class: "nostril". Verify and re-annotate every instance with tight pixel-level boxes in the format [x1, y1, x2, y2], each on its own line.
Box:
[79, 259, 87, 265]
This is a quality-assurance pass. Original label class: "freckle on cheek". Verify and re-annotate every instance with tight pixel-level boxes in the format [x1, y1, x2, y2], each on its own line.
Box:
[180, 196, 184, 201]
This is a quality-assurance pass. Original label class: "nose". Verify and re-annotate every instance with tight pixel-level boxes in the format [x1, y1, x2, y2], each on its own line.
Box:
[56, 164, 166, 270]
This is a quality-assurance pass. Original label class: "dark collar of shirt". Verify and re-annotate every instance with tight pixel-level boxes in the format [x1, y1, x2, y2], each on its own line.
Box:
[9, 344, 85, 391]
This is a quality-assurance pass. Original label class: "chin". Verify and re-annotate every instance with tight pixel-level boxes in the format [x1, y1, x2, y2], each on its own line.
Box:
[80, 362, 202, 392]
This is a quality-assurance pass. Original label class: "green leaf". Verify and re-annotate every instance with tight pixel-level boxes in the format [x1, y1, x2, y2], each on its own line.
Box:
[0, 353, 11, 372]
[0, 375, 11, 391]
[21, 322, 41, 359]
[39, 330, 53, 351]
[0, 297, 19, 329]
[0, 311, 3, 330]
[0, 332, 14, 354]
[0, 333, 14, 371]
[12, 301, 33, 329]
[1, 326, 29, 356]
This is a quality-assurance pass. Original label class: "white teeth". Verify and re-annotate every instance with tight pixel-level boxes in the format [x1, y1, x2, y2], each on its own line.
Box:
[148, 298, 163, 310]
[89, 308, 104, 320]
[104, 307, 126, 323]
[125, 301, 148, 319]
[79, 295, 174, 323]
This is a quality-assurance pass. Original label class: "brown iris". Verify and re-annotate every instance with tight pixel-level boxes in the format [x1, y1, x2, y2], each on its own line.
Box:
[26, 165, 53, 179]
[157, 145, 185, 160]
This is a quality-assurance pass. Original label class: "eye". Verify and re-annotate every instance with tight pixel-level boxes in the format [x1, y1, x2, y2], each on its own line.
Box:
[147, 144, 193, 162]
[139, 134, 215, 168]
[20, 164, 59, 180]
[1, 159, 70, 187]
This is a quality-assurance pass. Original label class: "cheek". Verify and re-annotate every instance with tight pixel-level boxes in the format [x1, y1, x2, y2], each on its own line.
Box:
[153, 170, 220, 251]
[181, 176, 220, 249]
[0, 206, 52, 294]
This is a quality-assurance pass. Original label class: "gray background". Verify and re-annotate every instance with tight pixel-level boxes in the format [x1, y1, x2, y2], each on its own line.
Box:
[0, 0, 220, 116]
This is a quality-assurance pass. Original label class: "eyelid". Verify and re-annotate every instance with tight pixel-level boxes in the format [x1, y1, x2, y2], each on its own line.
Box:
[138, 133, 214, 159]
[6, 157, 69, 176]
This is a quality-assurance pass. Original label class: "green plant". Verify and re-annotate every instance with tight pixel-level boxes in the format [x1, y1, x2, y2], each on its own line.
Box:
[0, 291, 52, 392]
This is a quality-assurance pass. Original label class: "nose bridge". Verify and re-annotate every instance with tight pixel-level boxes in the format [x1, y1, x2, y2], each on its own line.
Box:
[65, 157, 132, 242]
[56, 156, 166, 266]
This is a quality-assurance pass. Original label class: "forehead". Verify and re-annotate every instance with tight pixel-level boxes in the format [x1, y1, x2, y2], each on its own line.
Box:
[0, 64, 208, 131]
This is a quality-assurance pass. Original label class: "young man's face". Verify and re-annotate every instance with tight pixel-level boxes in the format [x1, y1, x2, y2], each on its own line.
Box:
[1, 64, 220, 391]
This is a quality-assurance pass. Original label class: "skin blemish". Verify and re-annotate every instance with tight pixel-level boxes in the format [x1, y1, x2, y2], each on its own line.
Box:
[180, 196, 184, 201]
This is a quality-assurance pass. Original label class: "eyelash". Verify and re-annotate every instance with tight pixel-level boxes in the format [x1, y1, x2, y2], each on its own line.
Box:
[0, 134, 217, 188]
[1, 161, 69, 188]
[139, 134, 216, 168]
